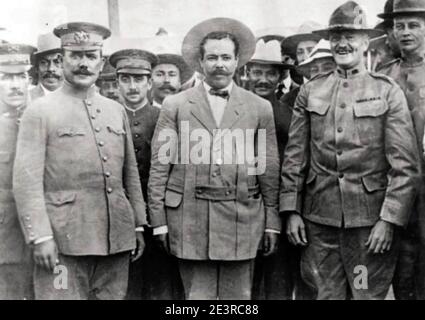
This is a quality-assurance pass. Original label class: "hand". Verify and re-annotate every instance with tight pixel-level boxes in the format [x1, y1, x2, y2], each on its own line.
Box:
[33, 239, 58, 271]
[262, 232, 279, 257]
[131, 232, 146, 262]
[366, 220, 394, 254]
[155, 233, 170, 254]
[286, 212, 308, 246]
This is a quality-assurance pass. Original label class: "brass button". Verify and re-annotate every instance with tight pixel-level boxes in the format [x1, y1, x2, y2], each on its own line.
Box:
[91, 115, 96, 120]
[337, 127, 343, 133]
[225, 191, 231, 196]
[343, 82, 349, 88]
[339, 173, 344, 179]
[337, 150, 343, 156]
[134, 121, 140, 126]
[135, 148, 139, 153]
[103, 156, 108, 162]
[340, 103, 346, 109]
[212, 172, 217, 177]
[105, 172, 111, 178]
[107, 188, 113, 194]
[134, 134, 140, 138]
[95, 127, 101, 132]
[98, 141, 105, 147]
[97, 109, 101, 113]
[86, 100, 92, 106]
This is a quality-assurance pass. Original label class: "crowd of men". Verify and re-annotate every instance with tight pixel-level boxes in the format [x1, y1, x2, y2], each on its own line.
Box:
[1, 0, 425, 300]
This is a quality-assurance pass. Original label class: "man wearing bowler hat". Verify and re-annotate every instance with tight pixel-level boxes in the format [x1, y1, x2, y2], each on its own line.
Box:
[280, 1, 420, 299]
[13, 22, 147, 300]
[148, 17, 281, 300]
[0, 43, 36, 300]
[30, 32, 63, 101]
[379, 0, 425, 300]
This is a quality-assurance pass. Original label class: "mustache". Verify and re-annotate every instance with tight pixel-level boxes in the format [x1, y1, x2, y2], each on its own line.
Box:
[255, 82, 273, 89]
[42, 72, 61, 80]
[8, 90, 24, 97]
[158, 84, 177, 92]
[335, 45, 354, 54]
[73, 69, 95, 76]
[211, 69, 231, 76]
[126, 90, 140, 95]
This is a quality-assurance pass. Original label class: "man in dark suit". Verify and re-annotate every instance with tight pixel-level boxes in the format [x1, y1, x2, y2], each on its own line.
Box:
[149, 17, 281, 300]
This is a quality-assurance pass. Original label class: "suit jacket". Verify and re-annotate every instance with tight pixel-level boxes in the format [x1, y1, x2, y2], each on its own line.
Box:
[0, 103, 31, 264]
[280, 69, 420, 228]
[13, 82, 147, 256]
[148, 83, 280, 261]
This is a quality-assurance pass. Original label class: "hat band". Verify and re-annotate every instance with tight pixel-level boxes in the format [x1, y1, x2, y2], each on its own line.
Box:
[0, 54, 31, 65]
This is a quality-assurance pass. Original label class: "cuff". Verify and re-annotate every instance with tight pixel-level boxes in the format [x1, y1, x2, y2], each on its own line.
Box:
[265, 206, 281, 232]
[279, 192, 302, 214]
[380, 199, 407, 227]
[33, 235, 54, 245]
[265, 229, 281, 234]
[135, 226, 145, 232]
[153, 225, 168, 235]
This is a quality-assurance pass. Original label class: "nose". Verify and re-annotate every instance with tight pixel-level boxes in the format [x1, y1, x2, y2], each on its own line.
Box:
[129, 77, 136, 90]
[163, 73, 170, 83]
[215, 57, 225, 68]
[47, 61, 55, 72]
[78, 56, 89, 68]
[338, 36, 349, 46]
[11, 75, 21, 88]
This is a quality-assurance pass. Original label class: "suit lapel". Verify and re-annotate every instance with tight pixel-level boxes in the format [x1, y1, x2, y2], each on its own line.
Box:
[189, 85, 217, 134]
[219, 85, 244, 129]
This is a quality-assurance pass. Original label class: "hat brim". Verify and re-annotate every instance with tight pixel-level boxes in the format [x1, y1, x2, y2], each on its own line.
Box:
[109, 49, 158, 69]
[182, 17, 256, 74]
[296, 56, 335, 77]
[155, 54, 194, 84]
[116, 69, 151, 75]
[63, 45, 103, 51]
[0, 65, 31, 73]
[281, 33, 323, 56]
[33, 48, 62, 57]
[313, 27, 385, 40]
[248, 59, 294, 69]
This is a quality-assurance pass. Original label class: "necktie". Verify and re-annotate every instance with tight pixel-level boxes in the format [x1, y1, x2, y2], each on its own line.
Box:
[209, 88, 230, 100]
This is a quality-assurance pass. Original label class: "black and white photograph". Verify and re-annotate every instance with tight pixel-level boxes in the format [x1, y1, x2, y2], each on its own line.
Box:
[1, 0, 425, 306]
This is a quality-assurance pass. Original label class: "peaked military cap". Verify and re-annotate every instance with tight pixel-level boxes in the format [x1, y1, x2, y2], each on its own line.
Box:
[53, 22, 111, 51]
[109, 49, 158, 75]
[314, 1, 385, 39]
[0, 43, 36, 73]
[182, 17, 256, 73]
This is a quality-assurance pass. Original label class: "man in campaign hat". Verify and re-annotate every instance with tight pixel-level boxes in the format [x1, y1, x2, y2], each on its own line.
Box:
[149, 17, 280, 300]
[13, 22, 147, 300]
[0, 43, 36, 300]
[378, 0, 425, 300]
[30, 32, 63, 101]
[281, 1, 420, 299]
[376, 0, 402, 60]
[96, 58, 122, 103]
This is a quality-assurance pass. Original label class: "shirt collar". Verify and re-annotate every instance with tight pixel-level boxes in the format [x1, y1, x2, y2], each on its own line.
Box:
[282, 75, 292, 89]
[203, 81, 234, 96]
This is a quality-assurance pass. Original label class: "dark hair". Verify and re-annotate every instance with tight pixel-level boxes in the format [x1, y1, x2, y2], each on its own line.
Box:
[199, 31, 240, 59]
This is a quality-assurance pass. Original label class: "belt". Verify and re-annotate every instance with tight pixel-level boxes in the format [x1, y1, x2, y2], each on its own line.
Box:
[195, 185, 260, 201]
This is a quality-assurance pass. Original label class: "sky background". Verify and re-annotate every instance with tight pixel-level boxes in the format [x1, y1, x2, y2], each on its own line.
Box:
[0, 0, 387, 48]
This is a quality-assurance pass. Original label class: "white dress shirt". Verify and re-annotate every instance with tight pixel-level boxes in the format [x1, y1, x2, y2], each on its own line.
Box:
[203, 81, 233, 126]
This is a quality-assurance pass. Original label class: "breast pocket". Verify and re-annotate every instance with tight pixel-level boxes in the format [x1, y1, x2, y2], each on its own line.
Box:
[353, 100, 388, 145]
[306, 98, 330, 141]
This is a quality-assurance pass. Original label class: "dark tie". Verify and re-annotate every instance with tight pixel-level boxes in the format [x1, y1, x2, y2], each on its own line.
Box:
[209, 88, 230, 100]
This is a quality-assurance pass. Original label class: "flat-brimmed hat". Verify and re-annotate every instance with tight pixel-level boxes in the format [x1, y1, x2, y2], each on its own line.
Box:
[154, 54, 194, 84]
[98, 57, 116, 81]
[182, 17, 256, 74]
[314, 1, 385, 39]
[248, 39, 293, 69]
[377, 0, 395, 19]
[33, 32, 61, 58]
[0, 43, 36, 73]
[296, 39, 334, 77]
[110, 49, 158, 75]
[383, 0, 425, 18]
[281, 21, 323, 58]
[54, 22, 111, 51]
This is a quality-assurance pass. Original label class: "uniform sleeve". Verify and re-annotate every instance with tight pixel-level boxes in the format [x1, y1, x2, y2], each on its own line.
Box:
[380, 83, 421, 227]
[148, 97, 178, 228]
[279, 84, 311, 214]
[122, 109, 147, 227]
[13, 104, 53, 244]
[257, 100, 281, 231]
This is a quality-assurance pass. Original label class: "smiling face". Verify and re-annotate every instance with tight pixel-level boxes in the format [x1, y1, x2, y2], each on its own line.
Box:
[37, 52, 64, 91]
[247, 63, 282, 98]
[394, 16, 425, 57]
[118, 73, 151, 107]
[199, 37, 239, 89]
[62, 49, 104, 89]
[0, 72, 29, 108]
[329, 31, 369, 69]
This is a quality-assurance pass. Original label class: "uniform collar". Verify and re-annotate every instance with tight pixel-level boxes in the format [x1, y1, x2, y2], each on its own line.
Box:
[61, 80, 97, 100]
[124, 98, 149, 115]
[335, 64, 367, 79]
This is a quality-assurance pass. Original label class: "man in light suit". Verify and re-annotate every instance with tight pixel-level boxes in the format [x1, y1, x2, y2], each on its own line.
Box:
[30, 33, 63, 101]
[149, 17, 281, 300]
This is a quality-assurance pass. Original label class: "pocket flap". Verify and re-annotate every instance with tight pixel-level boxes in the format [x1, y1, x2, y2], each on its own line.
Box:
[107, 126, 126, 135]
[0, 152, 12, 163]
[362, 173, 388, 192]
[353, 100, 388, 118]
[57, 127, 86, 137]
[306, 98, 330, 115]
[45, 192, 77, 206]
[165, 189, 183, 208]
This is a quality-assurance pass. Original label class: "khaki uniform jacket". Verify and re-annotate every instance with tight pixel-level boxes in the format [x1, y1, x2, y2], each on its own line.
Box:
[280, 68, 420, 228]
[13, 82, 147, 256]
[148, 84, 281, 261]
[0, 104, 31, 264]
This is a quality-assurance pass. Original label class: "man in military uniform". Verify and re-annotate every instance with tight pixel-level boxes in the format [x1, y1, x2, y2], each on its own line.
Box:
[13, 22, 147, 300]
[149, 18, 281, 300]
[246, 38, 294, 300]
[281, 1, 420, 300]
[378, 0, 425, 300]
[96, 59, 122, 103]
[30, 33, 63, 101]
[151, 53, 194, 108]
[0, 43, 36, 300]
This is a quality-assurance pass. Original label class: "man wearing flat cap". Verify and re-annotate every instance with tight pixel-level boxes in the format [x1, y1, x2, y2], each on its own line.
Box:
[13, 22, 147, 300]
[96, 58, 122, 103]
[280, 1, 420, 299]
[0, 43, 36, 300]
[149, 17, 281, 300]
[30, 32, 64, 101]
[378, 0, 425, 300]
